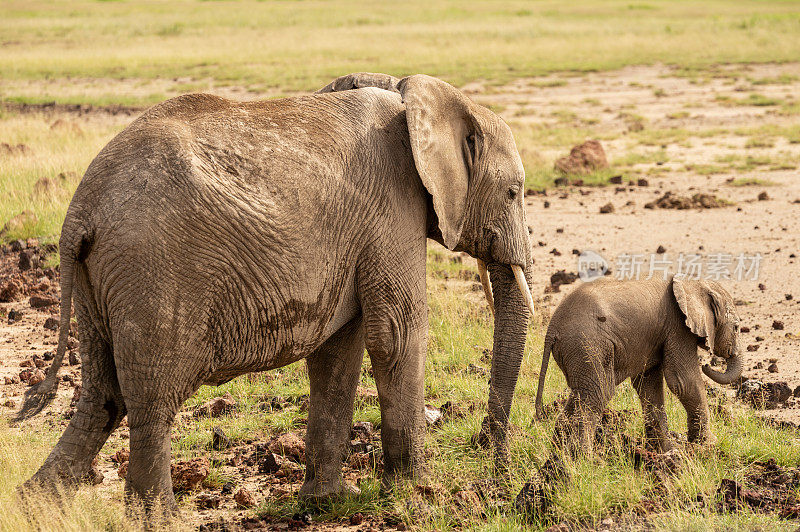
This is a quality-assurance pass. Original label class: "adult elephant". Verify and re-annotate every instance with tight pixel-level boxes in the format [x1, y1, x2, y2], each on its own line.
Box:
[18, 72, 534, 512]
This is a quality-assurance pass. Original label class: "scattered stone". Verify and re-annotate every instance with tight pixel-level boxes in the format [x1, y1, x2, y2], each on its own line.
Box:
[8, 308, 23, 323]
[757, 191, 769, 201]
[30, 295, 58, 309]
[549, 248, 561, 256]
[786, 294, 793, 301]
[656, 245, 666, 254]
[4, 375, 20, 385]
[117, 461, 129, 480]
[794, 386, 800, 398]
[258, 452, 283, 474]
[18, 250, 37, 271]
[68, 351, 81, 365]
[3, 399, 16, 408]
[637, 178, 649, 187]
[234, 487, 256, 508]
[543, 201, 550, 208]
[644, 191, 728, 209]
[193, 392, 236, 418]
[424, 404, 442, 426]
[349, 513, 364, 526]
[609, 175, 623, 185]
[737, 380, 792, 408]
[0, 279, 23, 302]
[269, 432, 305, 462]
[549, 270, 579, 292]
[554, 140, 608, 176]
[43, 317, 59, 331]
[772, 320, 784, 330]
[196, 492, 222, 510]
[741, 326, 751, 333]
[171, 457, 210, 492]
[211, 427, 231, 450]
[717, 478, 765, 512]
[0, 210, 38, 237]
[747, 344, 759, 352]
[758, 283, 766, 291]
[28, 369, 45, 386]
[351, 421, 374, 440]
[112, 448, 130, 464]
[599, 202, 615, 214]
[768, 363, 779, 374]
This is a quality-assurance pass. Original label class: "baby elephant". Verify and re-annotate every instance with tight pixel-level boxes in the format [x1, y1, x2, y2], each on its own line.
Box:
[535, 276, 742, 454]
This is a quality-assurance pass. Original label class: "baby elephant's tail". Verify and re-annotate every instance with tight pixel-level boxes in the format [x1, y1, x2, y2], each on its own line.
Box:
[534, 336, 554, 420]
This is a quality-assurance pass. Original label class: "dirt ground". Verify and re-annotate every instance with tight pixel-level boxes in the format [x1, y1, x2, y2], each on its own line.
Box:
[1, 64, 799, 528]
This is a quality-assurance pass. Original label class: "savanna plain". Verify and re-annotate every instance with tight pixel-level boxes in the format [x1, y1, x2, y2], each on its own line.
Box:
[1, 1, 800, 530]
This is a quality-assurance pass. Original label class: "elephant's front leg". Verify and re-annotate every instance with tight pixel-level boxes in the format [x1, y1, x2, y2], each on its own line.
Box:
[664, 344, 716, 445]
[301, 317, 365, 499]
[360, 258, 428, 489]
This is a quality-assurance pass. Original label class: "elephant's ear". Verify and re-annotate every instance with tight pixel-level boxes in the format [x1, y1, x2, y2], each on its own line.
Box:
[672, 277, 717, 351]
[397, 74, 476, 250]
[316, 72, 401, 94]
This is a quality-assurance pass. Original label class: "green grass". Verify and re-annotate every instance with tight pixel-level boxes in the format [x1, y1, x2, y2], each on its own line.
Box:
[3, 1, 800, 104]
[728, 177, 778, 187]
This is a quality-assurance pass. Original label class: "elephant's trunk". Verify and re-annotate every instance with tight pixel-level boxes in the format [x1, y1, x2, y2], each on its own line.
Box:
[702, 348, 743, 385]
[480, 260, 532, 461]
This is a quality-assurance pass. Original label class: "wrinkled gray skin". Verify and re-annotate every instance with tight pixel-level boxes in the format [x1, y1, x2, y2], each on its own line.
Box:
[18, 73, 533, 512]
[535, 276, 742, 454]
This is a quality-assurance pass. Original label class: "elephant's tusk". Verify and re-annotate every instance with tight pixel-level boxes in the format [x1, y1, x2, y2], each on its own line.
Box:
[511, 264, 535, 318]
[476, 259, 494, 316]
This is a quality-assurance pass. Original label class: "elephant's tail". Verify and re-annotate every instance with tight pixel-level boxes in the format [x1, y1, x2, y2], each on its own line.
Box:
[534, 335, 554, 421]
[15, 222, 87, 421]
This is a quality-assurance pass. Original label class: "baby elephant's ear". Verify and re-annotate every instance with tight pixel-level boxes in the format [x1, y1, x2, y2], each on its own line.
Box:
[672, 277, 716, 348]
[316, 72, 401, 94]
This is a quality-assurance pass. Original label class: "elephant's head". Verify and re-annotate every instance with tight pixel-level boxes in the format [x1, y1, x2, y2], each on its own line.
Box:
[318, 73, 535, 459]
[673, 277, 743, 385]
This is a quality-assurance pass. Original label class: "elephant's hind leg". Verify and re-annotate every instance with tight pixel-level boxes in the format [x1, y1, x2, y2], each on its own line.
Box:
[632, 365, 674, 452]
[553, 340, 614, 456]
[24, 321, 125, 492]
[116, 343, 201, 514]
[301, 316, 365, 499]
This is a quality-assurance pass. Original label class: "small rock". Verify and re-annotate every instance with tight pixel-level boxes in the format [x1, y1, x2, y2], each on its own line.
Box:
[171, 457, 210, 492]
[43, 317, 59, 331]
[794, 386, 800, 398]
[656, 245, 666, 254]
[30, 295, 58, 309]
[755, 336, 764, 342]
[747, 344, 759, 352]
[351, 421, 374, 440]
[786, 294, 793, 301]
[234, 487, 256, 508]
[117, 461, 129, 480]
[196, 492, 221, 509]
[258, 452, 283, 474]
[4, 375, 20, 385]
[18, 250, 37, 271]
[68, 351, 81, 365]
[599, 202, 615, 214]
[3, 399, 16, 408]
[758, 283, 766, 291]
[28, 369, 45, 386]
[269, 432, 305, 462]
[757, 191, 769, 201]
[772, 320, 784, 330]
[637, 178, 649, 187]
[543, 201, 550, 208]
[193, 392, 236, 418]
[740, 326, 750, 333]
[768, 363, 779, 373]
[549, 248, 561, 256]
[211, 427, 231, 450]
[0, 280, 23, 302]
[112, 448, 130, 464]
[424, 404, 442, 426]
[554, 140, 609, 176]
[349, 513, 364, 526]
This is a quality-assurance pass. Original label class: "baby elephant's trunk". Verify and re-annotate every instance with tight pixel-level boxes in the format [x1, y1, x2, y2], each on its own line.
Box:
[702, 350, 742, 385]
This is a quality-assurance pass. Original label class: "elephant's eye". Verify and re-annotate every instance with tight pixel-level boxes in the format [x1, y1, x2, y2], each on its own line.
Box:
[507, 187, 518, 200]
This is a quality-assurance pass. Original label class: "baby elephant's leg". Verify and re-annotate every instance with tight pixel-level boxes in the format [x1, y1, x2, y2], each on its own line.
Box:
[664, 354, 715, 445]
[632, 365, 674, 452]
[554, 386, 611, 456]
